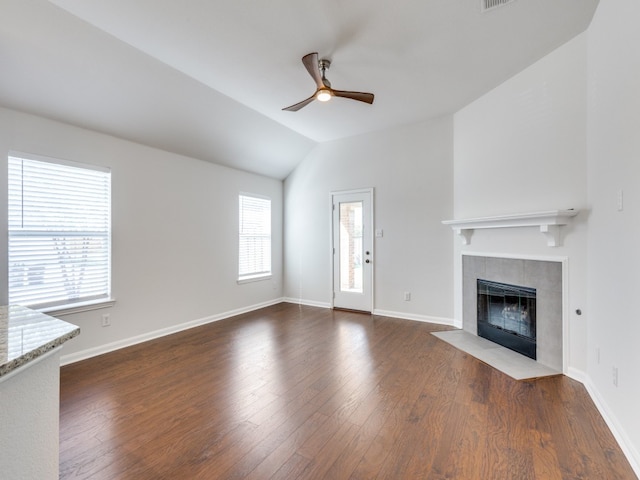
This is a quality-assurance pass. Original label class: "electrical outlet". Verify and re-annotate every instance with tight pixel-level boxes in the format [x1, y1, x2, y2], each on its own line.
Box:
[102, 313, 111, 327]
[612, 366, 618, 387]
[617, 189, 624, 211]
[404, 292, 411, 301]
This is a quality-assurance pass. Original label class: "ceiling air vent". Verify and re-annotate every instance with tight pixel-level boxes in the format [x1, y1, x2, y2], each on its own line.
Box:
[481, 0, 515, 12]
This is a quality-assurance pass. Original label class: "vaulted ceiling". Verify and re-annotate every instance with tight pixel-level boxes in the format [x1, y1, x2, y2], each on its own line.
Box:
[0, 0, 599, 179]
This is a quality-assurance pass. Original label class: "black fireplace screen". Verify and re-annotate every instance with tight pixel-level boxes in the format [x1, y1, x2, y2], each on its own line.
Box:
[477, 279, 537, 360]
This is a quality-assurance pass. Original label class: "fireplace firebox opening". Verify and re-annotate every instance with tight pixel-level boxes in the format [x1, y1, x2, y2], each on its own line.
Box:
[477, 279, 537, 360]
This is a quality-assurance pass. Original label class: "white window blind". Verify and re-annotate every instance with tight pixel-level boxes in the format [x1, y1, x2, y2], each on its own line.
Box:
[238, 194, 271, 280]
[8, 154, 111, 310]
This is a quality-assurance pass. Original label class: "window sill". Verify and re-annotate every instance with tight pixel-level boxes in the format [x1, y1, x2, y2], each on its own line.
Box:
[237, 274, 272, 285]
[39, 298, 116, 317]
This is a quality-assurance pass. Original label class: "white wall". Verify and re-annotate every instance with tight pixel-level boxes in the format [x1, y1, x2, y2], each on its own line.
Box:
[453, 32, 588, 220]
[454, 4, 640, 471]
[284, 117, 454, 322]
[453, 33, 589, 374]
[587, 0, 640, 470]
[0, 107, 283, 361]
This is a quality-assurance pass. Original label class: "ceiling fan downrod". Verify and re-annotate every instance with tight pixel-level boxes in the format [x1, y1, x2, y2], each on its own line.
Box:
[319, 59, 331, 87]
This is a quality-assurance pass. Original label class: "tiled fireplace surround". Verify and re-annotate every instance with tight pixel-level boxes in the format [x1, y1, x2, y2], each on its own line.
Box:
[462, 255, 564, 372]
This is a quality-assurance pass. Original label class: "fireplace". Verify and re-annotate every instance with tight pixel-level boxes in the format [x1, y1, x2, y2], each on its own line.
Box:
[462, 255, 563, 370]
[477, 279, 537, 360]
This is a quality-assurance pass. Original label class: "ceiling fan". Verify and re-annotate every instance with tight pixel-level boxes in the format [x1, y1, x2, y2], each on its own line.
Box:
[282, 52, 375, 112]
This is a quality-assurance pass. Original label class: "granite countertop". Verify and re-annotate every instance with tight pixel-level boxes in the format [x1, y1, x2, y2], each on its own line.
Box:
[0, 305, 80, 378]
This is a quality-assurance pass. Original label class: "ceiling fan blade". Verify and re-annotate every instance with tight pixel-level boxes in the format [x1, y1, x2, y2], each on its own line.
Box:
[282, 93, 316, 112]
[332, 90, 375, 104]
[302, 52, 325, 89]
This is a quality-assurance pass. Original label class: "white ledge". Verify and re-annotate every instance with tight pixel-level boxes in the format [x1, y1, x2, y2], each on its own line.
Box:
[442, 209, 579, 247]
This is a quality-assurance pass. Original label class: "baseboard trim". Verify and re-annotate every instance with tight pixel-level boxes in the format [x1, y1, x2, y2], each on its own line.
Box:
[280, 301, 458, 328]
[583, 376, 640, 477]
[560, 367, 639, 477]
[282, 297, 332, 309]
[60, 298, 285, 366]
[60, 300, 453, 365]
[373, 309, 456, 326]
[566, 366, 587, 384]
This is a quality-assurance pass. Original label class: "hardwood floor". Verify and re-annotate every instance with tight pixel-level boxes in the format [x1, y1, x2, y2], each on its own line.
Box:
[59, 303, 637, 479]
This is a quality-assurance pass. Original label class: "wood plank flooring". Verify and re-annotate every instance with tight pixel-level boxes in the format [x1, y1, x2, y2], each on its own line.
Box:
[59, 303, 637, 479]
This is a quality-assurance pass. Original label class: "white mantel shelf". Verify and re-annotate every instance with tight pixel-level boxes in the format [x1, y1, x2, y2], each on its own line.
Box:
[442, 209, 580, 247]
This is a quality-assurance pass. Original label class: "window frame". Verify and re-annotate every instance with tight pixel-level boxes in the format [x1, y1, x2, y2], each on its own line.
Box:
[7, 152, 113, 314]
[237, 192, 272, 283]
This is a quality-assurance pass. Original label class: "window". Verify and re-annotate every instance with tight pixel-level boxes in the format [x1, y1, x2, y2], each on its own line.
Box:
[8, 154, 111, 310]
[238, 193, 271, 281]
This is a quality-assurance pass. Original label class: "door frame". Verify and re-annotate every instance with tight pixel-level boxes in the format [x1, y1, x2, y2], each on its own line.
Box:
[330, 188, 374, 312]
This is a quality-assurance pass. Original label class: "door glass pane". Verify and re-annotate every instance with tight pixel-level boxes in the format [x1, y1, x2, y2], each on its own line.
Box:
[339, 201, 363, 293]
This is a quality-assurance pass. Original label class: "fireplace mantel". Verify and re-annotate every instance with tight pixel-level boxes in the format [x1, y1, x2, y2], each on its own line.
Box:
[442, 209, 579, 247]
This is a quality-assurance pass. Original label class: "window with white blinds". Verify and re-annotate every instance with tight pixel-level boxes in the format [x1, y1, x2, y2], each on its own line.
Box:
[238, 194, 271, 281]
[8, 154, 111, 310]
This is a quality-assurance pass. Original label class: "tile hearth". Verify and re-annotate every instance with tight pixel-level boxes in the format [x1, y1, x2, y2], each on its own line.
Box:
[432, 330, 561, 380]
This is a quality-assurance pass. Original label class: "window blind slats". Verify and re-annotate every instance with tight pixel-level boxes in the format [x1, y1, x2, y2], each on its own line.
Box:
[8, 155, 111, 309]
[239, 194, 271, 278]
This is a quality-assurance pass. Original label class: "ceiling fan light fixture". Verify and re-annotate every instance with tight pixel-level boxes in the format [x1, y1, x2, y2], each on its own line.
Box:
[282, 53, 374, 111]
[316, 89, 332, 102]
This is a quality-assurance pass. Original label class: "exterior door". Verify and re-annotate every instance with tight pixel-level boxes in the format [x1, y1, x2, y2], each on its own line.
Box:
[332, 189, 373, 312]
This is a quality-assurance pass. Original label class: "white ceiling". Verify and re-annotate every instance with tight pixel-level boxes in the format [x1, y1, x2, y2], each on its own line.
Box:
[0, 0, 598, 179]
